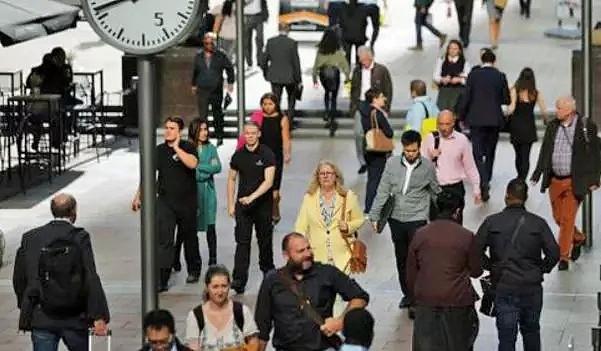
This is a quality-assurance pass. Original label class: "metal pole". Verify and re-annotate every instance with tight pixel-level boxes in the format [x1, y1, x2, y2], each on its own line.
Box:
[236, 0, 246, 133]
[138, 56, 157, 326]
[582, 0, 593, 248]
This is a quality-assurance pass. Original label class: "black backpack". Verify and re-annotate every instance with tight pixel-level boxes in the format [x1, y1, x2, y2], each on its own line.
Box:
[193, 301, 244, 333]
[38, 228, 87, 317]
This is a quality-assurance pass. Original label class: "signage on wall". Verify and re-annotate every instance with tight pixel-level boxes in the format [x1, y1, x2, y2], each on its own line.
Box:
[279, 0, 328, 31]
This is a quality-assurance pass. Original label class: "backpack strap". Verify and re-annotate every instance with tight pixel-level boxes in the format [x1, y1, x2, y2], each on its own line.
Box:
[233, 300, 245, 332]
[433, 131, 440, 149]
[419, 101, 430, 117]
[193, 304, 205, 333]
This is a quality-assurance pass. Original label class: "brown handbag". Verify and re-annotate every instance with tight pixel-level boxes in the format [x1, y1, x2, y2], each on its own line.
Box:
[364, 109, 395, 153]
[340, 194, 368, 274]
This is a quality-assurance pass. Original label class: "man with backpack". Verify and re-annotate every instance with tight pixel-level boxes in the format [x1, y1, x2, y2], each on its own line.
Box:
[13, 193, 110, 351]
[421, 110, 481, 223]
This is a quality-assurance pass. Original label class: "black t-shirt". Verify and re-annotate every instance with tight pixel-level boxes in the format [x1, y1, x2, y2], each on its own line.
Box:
[230, 144, 276, 204]
[156, 141, 197, 208]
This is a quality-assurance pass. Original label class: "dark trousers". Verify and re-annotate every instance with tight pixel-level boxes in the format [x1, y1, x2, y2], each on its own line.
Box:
[430, 182, 466, 224]
[175, 223, 217, 265]
[365, 155, 387, 213]
[196, 89, 224, 138]
[415, 8, 443, 46]
[519, 0, 531, 16]
[157, 199, 201, 277]
[343, 41, 365, 66]
[362, 4, 381, 48]
[470, 126, 500, 192]
[32, 329, 88, 351]
[512, 142, 532, 181]
[319, 69, 341, 120]
[495, 290, 543, 351]
[388, 219, 428, 299]
[272, 83, 297, 123]
[413, 306, 479, 351]
[454, 0, 474, 46]
[244, 14, 264, 66]
[232, 201, 275, 287]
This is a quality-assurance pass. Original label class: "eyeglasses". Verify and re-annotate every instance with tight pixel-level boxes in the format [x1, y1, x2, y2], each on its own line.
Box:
[318, 171, 335, 177]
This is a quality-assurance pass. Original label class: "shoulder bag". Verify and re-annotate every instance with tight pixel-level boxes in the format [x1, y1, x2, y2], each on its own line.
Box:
[479, 215, 525, 317]
[340, 194, 367, 274]
[278, 269, 344, 350]
[365, 109, 394, 153]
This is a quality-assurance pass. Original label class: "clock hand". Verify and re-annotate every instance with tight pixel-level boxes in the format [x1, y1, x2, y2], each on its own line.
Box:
[93, 0, 132, 13]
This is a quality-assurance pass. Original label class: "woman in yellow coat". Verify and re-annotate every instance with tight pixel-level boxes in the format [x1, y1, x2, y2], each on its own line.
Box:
[294, 160, 365, 273]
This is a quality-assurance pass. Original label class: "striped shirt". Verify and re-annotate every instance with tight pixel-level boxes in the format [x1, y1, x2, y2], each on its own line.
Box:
[552, 117, 577, 177]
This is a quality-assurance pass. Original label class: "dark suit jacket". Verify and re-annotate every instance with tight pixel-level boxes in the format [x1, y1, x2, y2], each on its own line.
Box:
[261, 34, 301, 85]
[191, 49, 235, 91]
[350, 62, 393, 113]
[460, 65, 510, 128]
[13, 220, 110, 330]
[531, 115, 601, 200]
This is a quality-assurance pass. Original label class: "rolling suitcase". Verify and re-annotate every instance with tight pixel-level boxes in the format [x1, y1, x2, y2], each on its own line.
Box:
[88, 329, 112, 351]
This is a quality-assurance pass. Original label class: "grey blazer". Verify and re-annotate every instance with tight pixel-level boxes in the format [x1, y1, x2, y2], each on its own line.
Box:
[260, 34, 301, 84]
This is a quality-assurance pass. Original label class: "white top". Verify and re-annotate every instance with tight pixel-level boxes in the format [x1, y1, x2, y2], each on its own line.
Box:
[185, 303, 258, 351]
[360, 62, 374, 101]
[432, 56, 472, 84]
[209, 1, 237, 40]
[244, 0, 261, 15]
[359, 0, 378, 5]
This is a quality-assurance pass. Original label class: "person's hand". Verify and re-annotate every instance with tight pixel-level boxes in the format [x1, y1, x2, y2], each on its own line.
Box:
[474, 193, 482, 205]
[430, 149, 441, 159]
[590, 184, 599, 191]
[239, 196, 254, 206]
[338, 221, 349, 234]
[170, 133, 181, 150]
[451, 77, 463, 84]
[227, 84, 234, 93]
[371, 221, 379, 233]
[320, 317, 343, 337]
[227, 203, 235, 217]
[93, 320, 108, 336]
[191, 86, 197, 96]
[441, 76, 451, 84]
[131, 196, 141, 212]
[420, 6, 427, 13]
[284, 153, 291, 165]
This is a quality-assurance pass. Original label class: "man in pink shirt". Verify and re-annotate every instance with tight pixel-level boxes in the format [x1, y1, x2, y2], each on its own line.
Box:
[421, 110, 482, 223]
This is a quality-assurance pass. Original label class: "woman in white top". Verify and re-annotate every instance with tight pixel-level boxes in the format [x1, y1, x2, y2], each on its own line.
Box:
[432, 39, 471, 113]
[185, 265, 259, 351]
[210, 0, 237, 63]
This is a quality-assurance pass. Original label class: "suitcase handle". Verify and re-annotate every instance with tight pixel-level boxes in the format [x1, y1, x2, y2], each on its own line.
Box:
[88, 328, 112, 351]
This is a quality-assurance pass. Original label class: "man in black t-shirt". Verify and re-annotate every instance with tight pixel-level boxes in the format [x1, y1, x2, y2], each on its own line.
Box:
[227, 121, 276, 294]
[132, 117, 201, 292]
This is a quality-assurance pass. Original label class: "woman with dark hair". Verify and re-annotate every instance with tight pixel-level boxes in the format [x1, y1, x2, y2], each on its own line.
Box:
[507, 67, 547, 180]
[210, 0, 237, 63]
[184, 265, 259, 350]
[339, 0, 368, 66]
[433, 39, 471, 112]
[312, 28, 351, 134]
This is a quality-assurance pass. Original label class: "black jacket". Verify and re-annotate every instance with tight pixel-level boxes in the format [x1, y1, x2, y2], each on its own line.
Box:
[476, 205, 559, 294]
[260, 34, 301, 84]
[13, 220, 110, 330]
[531, 114, 601, 200]
[191, 49, 235, 91]
[339, 4, 368, 43]
[460, 65, 510, 127]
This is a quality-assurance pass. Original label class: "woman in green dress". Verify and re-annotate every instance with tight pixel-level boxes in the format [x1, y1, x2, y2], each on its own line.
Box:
[188, 118, 222, 266]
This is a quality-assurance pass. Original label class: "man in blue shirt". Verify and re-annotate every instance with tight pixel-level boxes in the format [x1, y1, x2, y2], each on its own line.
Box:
[405, 79, 439, 134]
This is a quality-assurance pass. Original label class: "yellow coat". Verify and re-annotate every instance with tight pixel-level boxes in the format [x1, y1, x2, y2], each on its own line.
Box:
[294, 190, 365, 272]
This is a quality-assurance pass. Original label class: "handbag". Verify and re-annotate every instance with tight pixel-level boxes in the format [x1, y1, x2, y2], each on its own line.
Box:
[339, 194, 367, 274]
[278, 269, 344, 350]
[479, 215, 525, 317]
[365, 109, 395, 152]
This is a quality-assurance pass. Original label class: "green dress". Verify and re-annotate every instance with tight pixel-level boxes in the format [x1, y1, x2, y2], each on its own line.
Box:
[196, 143, 221, 231]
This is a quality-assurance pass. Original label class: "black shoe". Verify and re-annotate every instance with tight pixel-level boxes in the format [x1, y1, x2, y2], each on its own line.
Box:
[186, 274, 200, 284]
[558, 260, 569, 271]
[571, 243, 582, 261]
[172, 261, 182, 272]
[399, 297, 412, 309]
[408, 306, 416, 320]
[358, 165, 367, 174]
[231, 281, 246, 294]
[481, 186, 490, 202]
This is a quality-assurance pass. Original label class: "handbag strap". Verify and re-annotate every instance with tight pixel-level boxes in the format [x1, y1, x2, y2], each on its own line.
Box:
[277, 268, 325, 325]
[370, 108, 379, 130]
[339, 194, 354, 253]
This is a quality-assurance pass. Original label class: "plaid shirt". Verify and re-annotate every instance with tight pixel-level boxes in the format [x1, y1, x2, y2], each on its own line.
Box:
[552, 118, 577, 177]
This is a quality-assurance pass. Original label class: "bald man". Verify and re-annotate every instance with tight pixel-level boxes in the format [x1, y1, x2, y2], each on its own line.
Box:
[421, 110, 481, 223]
[531, 96, 601, 271]
[13, 193, 110, 351]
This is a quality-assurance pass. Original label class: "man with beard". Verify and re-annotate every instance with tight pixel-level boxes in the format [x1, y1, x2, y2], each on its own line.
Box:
[255, 232, 369, 351]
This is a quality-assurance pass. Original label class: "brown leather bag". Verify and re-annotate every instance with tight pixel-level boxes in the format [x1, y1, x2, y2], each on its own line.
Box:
[364, 109, 394, 153]
[340, 194, 367, 274]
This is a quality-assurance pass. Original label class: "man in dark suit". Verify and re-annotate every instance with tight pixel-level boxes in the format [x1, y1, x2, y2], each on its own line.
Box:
[13, 193, 110, 351]
[261, 22, 301, 126]
[350, 46, 393, 174]
[459, 48, 510, 201]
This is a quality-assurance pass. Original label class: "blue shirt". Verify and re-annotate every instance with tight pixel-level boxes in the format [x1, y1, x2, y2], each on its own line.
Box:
[405, 96, 439, 133]
[340, 345, 369, 351]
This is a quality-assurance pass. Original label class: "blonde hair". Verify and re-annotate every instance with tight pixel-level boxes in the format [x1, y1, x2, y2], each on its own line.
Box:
[306, 160, 348, 196]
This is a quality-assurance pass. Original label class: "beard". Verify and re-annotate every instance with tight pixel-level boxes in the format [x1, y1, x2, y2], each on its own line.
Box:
[286, 256, 313, 275]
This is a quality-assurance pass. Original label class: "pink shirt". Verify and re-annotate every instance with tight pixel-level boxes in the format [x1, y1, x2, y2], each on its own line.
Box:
[421, 131, 481, 196]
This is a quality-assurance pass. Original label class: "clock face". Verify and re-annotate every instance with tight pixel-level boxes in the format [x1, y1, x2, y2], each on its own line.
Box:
[82, 0, 202, 55]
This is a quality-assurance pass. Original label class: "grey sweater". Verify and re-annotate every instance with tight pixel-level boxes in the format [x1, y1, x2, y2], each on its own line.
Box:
[369, 155, 440, 223]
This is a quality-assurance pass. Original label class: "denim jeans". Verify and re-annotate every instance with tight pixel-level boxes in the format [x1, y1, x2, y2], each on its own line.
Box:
[495, 290, 543, 351]
[32, 329, 88, 351]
